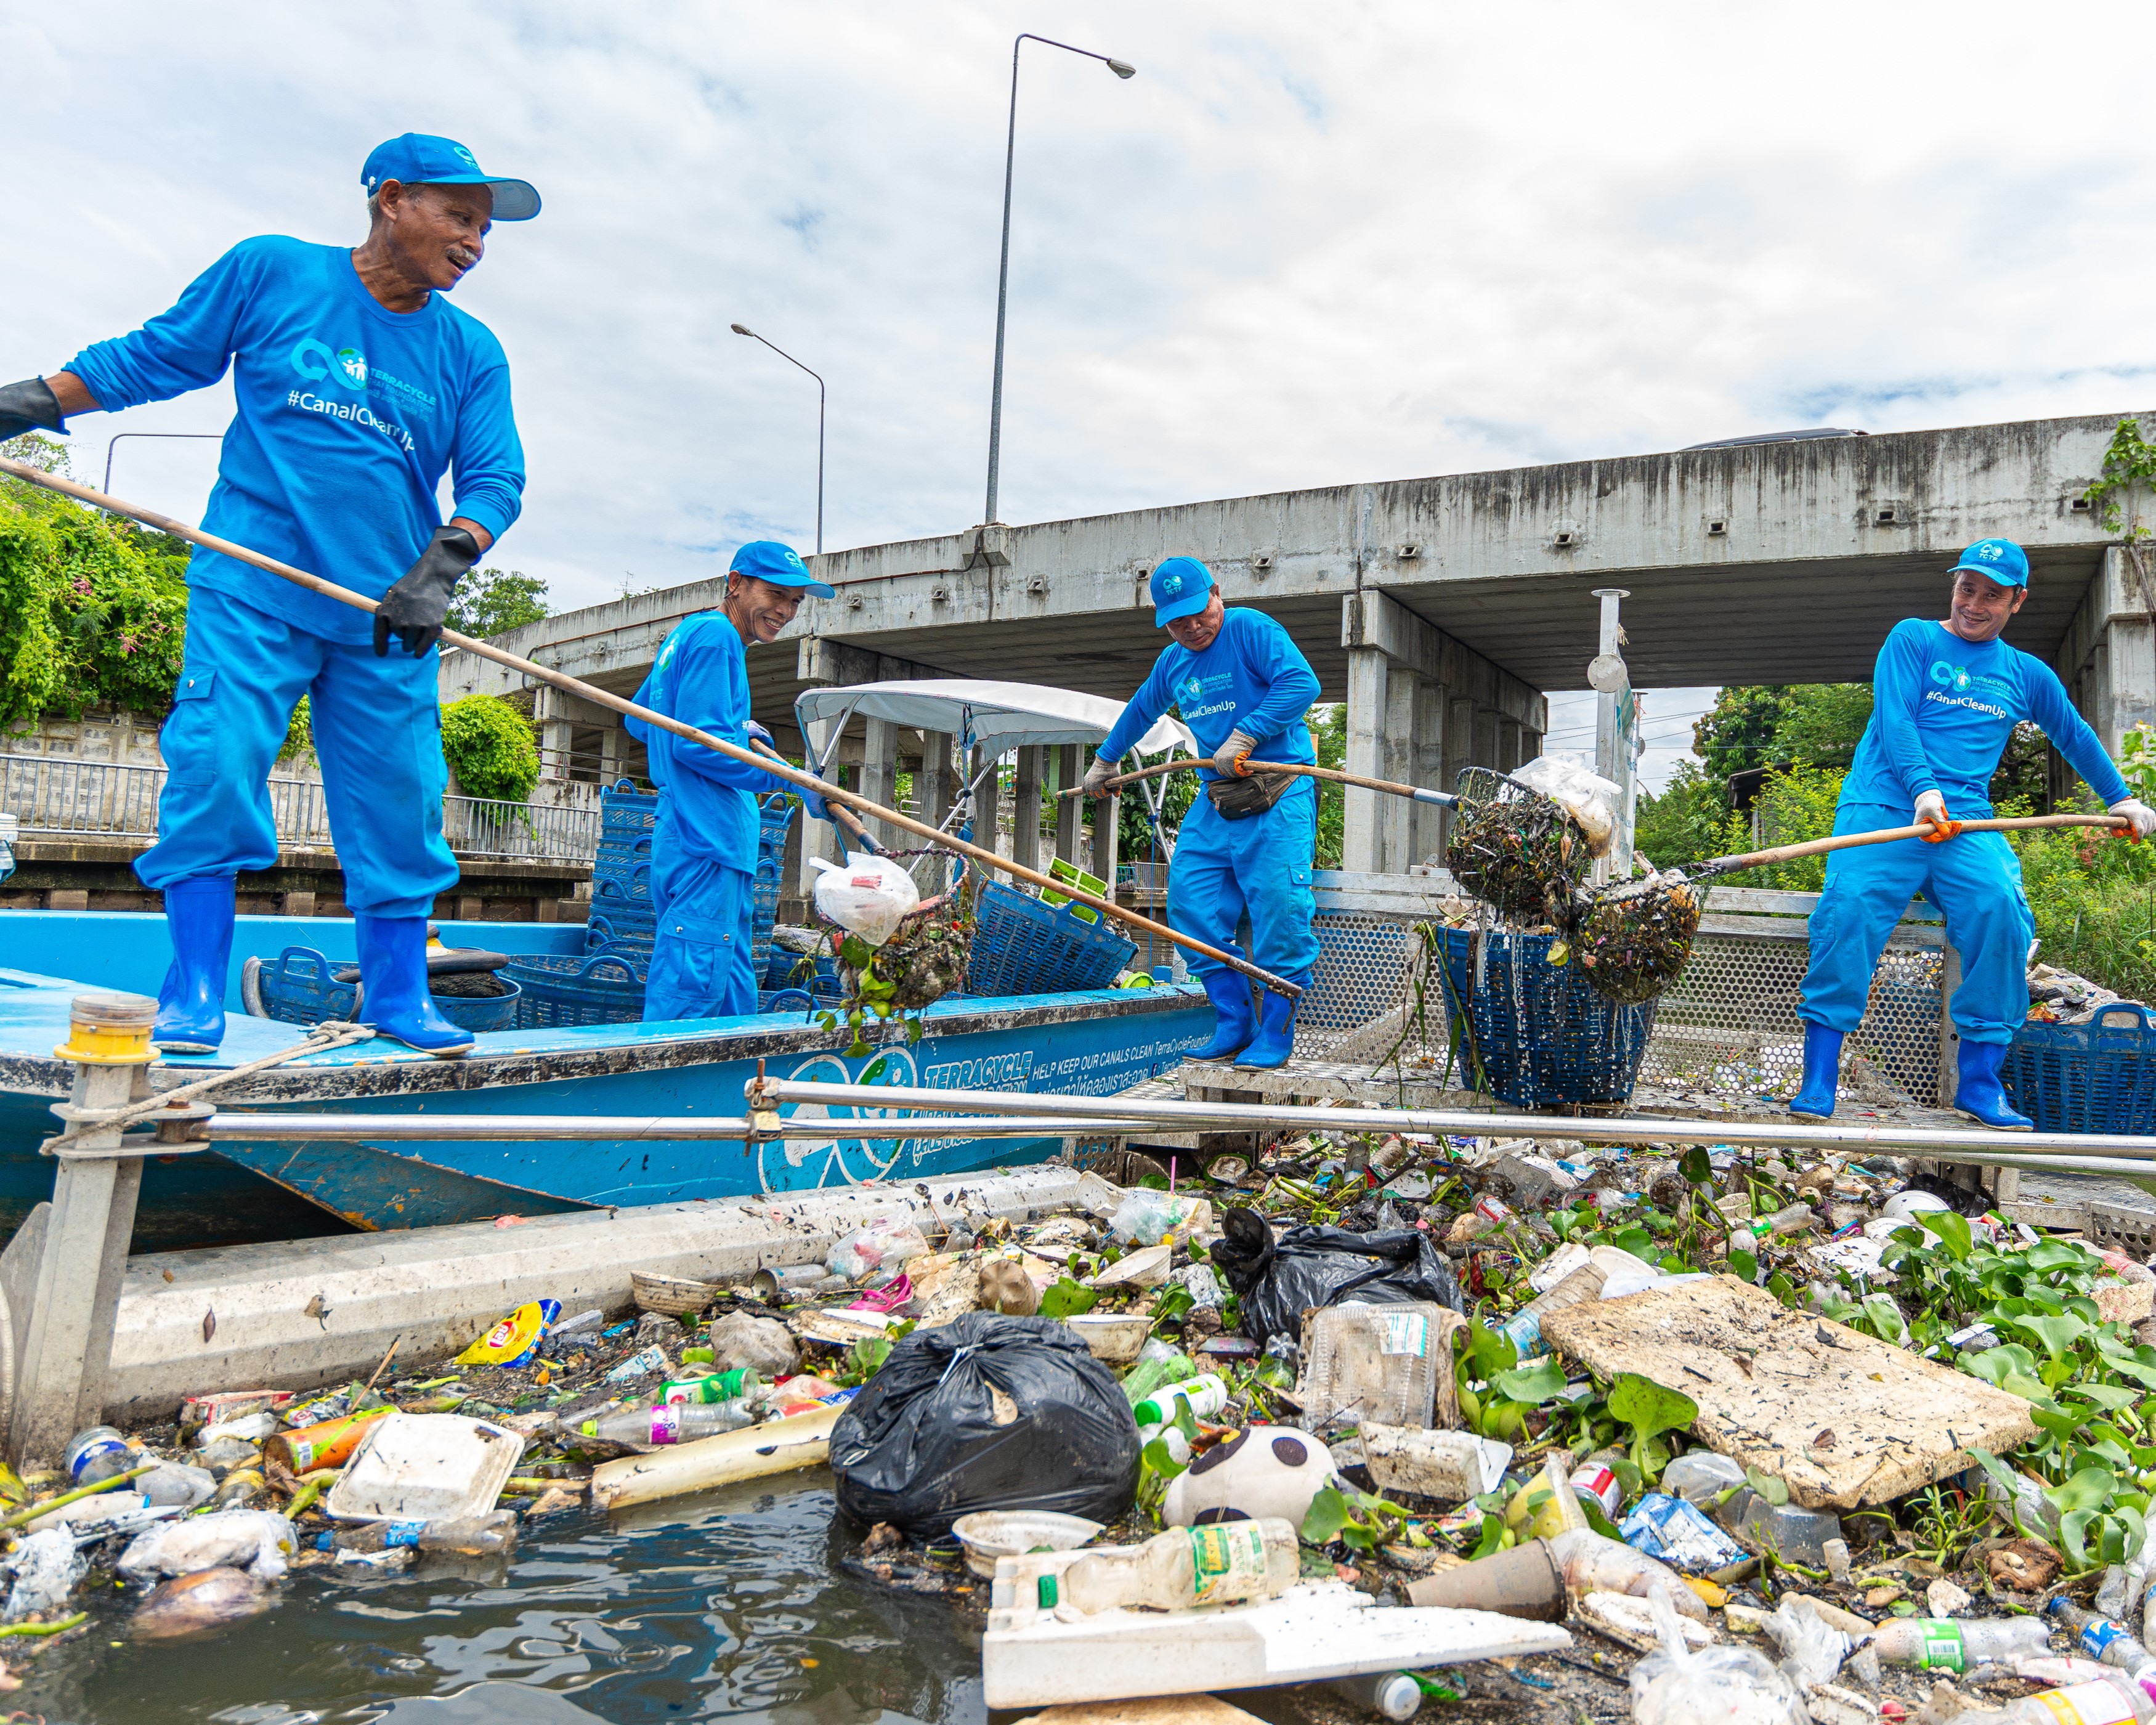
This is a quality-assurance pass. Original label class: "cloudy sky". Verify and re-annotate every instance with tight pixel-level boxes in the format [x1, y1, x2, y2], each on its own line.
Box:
[11, 2, 2155, 788]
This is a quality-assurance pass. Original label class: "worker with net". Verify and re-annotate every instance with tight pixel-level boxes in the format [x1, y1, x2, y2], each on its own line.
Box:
[0, 134, 539, 1058]
[1082, 557, 1321, 1069]
[627, 543, 833, 1020]
[1791, 538, 2156, 1126]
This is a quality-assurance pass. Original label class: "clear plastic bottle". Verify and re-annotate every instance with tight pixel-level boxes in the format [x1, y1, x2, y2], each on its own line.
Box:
[1119, 1349, 1199, 1407]
[2052, 1599, 2154, 1673]
[1327, 1672, 1420, 1721]
[1255, 1336, 1299, 1390]
[1949, 1673, 2156, 1725]
[1132, 1374, 1228, 1432]
[1052, 1519, 1301, 1613]
[662, 1368, 764, 1406]
[336, 1509, 519, 1556]
[1868, 1616, 2053, 1670]
[580, 1400, 758, 1447]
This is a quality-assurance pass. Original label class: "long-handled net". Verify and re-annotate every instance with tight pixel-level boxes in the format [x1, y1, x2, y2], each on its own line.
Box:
[1442, 766, 1589, 926]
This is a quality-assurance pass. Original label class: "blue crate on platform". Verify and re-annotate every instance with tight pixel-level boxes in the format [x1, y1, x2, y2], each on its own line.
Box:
[1429, 925, 1656, 1108]
[752, 794, 796, 968]
[965, 879, 1135, 997]
[504, 948, 649, 1029]
[600, 778, 660, 841]
[2006, 1004, 2156, 1135]
[244, 946, 522, 1034]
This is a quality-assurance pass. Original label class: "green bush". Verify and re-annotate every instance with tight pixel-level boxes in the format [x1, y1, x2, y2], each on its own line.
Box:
[446, 567, 550, 638]
[440, 694, 539, 802]
[0, 434, 191, 734]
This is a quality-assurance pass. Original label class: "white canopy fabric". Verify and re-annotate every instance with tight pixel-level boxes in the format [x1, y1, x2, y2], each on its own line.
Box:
[793, 679, 1194, 758]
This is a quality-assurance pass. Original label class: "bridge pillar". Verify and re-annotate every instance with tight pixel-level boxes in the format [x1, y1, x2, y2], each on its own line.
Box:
[2059, 546, 2156, 778]
[1012, 747, 1045, 872]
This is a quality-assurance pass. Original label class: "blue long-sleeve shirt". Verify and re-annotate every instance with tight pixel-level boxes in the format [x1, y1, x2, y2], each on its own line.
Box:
[627, 612, 791, 872]
[1841, 617, 2128, 818]
[67, 235, 524, 645]
[1097, 607, 1319, 773]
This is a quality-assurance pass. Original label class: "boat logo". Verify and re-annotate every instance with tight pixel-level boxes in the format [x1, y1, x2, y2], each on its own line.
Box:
[290, 336, 368, 392]
[1929, 662, 1971, 692]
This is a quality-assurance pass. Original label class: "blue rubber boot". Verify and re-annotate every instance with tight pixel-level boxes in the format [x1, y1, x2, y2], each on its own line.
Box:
[1185, 964, 1258, 1063]
[1955, 1037, 2033, 1131]
[1234, 971, 1313, 1071]
[354, 914, 474, 1057]
[1788, 1022, 1843, 1120]
[153, 876, 235, 1053]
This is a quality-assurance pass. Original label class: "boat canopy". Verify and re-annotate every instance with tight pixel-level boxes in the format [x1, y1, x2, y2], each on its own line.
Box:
[792, 680, 1194, 760]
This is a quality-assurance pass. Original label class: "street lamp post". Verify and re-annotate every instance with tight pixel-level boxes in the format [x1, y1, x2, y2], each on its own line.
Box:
[103, 432, 223, 495]
[731, 324, 826, 554]
[983, 33, 1134, 528]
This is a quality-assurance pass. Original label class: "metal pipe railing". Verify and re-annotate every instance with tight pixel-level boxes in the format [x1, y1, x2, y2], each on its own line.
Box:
[743, 1076, 2156, 1170]
[194, 1111, 1147, 1142]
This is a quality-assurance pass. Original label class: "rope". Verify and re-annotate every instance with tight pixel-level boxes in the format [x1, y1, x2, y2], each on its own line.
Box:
[46, 1020, 378, 1152]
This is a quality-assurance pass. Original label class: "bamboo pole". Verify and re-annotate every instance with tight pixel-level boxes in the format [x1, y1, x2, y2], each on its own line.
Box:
[1695, 811, 2131, 879]
[0, 457, 1297, 999]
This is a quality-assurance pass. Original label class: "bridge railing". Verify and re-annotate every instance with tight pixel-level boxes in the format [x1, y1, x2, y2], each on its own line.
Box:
[0, 753, 598, 864]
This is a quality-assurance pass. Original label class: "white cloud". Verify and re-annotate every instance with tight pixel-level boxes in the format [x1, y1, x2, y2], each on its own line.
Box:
[14, 0, 2155, 641]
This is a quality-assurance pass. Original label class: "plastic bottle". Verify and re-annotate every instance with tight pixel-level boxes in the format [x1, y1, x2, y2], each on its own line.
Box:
[2052, 1599, 2154, 1673]
[1947, 1673, 2156, 1725]
[1255, 1335, 1299, 1390]
[336, 1509, 519, 1556]
[1327, 1673, 1420, 1721]
[662, 1368, 764, 1406]
[1869, 1616, 2053, 1671]
[1120, 1350, 1199, 1407]
[580, 1400, 758, 1447]
[65, 1425, 136, 1487]
[1132, 1374, 1228, 1432]
[1052, 1519, 1301, 1613]
[1499, 1245, 1657, 1358]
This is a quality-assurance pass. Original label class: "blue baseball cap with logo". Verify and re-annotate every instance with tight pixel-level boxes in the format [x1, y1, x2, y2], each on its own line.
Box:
[1949, 537, 2030, 590]
[731, 540, 834, 598]
[361, 134, 541, 222]
[1151, 556, 1215, 627]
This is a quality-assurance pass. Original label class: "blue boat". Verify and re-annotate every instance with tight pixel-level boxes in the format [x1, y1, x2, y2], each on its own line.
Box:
[0, 911, 1207, 1238]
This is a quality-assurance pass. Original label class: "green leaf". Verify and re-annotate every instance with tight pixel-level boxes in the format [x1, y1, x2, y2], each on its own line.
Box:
[1961, 1342, 2041, 1386]
[1491, 1357, 1569, 1405]
[1728, 1249, 1759, 1283]
[1464, 1321, 1520, 1383]
[1608, 1374, 1698, 1447]
[1037, 1276, 1100, 1320]
[1916, 1209, 1974, 1263]
[2011, 1312, 2092, 1362]
[2045, 1466, 2121, 1516]
[1745, 1466, 1790, 1508]
[1470, 1513, 1506, 1559]
[2069, 1383, 2147, 1414]
[1300, 1484, 1352, 1545]
[1140, 1436, 1188, 1482]
[1613, 1227, 1655, 1259]
[2060, 1507, 2098, 1569]
[1678, 1147, 1713, 1187]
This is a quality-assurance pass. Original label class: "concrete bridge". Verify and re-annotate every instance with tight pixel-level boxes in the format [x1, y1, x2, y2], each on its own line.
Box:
[441, 408, 2154, 879]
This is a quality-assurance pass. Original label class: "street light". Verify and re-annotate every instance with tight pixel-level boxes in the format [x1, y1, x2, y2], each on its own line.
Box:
[983, 33, 1136, 527]
[731, 323, 826, 554]
[103, 432, 222, 495]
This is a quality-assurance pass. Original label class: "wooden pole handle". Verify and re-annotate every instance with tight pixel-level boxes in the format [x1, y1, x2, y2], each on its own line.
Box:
[0, 457, 1300, 999]
[1699, 811, 2131, 877]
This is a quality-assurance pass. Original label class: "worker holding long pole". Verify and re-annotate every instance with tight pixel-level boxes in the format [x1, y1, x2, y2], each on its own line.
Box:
[625, 543, 835, 1020]
[1791, 538, 2156, 1127]
[1082, 557, 1321, 1069]
[0, 134, 538, 1060]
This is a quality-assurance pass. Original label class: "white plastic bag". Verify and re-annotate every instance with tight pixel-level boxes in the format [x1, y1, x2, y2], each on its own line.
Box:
[825, 1215, 931, 1283]
[117, 1509, 298, 1583]
[1630, 1586, 1807, 1725]
[1514, 754, 1622, 858]
[1109, 1191, 1209, 1246]
[810, 853, 920, 947]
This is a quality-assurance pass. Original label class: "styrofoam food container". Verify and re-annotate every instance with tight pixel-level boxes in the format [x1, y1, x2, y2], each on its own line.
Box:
[952, 1510, 1103, 1577]
[326, 1413, 525, 1524]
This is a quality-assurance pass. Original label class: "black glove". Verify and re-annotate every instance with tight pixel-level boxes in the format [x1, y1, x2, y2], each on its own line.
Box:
[0, 378, 65, 442]
[374, 526, 480, 657]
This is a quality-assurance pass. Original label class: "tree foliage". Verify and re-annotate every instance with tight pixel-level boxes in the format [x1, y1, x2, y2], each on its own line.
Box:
[0, 434, 191, 735]
[447, 567, 551, 639]
[440, 694, 540, 802]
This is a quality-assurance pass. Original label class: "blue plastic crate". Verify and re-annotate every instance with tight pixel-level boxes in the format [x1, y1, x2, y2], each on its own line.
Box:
[595, 833, 653, 882]
[2006, 1004, 2156, 1135]
[243, 946, 522, 1034]
[600, 777, 660, 837]
[504, 949, 649, 1028]
[965, 879, 1135, 997]
[1429, 925, 1655, 1108]
[752, 795, 796, 967]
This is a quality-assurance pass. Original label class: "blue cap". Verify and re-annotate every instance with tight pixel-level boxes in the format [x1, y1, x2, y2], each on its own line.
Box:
[730, 540, 833, 598]
[361, 134, 541, 222]
[1949, 538, 2029, 589]
[1151, 556, 1215, 626]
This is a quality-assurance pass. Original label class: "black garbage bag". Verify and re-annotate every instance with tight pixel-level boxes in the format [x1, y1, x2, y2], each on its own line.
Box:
[1211, 1206, 1467, 1344]
[828, 1312, 1140, 1536]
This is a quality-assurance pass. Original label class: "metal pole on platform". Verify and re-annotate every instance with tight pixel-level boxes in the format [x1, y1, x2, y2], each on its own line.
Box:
[6, 994, 158, 1466]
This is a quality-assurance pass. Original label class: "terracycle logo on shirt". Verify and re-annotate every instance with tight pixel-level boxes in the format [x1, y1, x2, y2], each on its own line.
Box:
[1179, 670, 1236, 721]
[290, 336, 368, 392]
[1929, 662, 1972, 693]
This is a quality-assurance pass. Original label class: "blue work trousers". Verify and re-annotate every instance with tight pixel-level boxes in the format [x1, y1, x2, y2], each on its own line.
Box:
[1799, 800, 2035, 1046]
[136, 586, 457, 919]
[1167, 778, 1321, 978]
[644, 850, 759, 1021]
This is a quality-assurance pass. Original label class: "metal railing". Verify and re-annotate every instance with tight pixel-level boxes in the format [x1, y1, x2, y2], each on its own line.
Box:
[1, 753, 599, 864]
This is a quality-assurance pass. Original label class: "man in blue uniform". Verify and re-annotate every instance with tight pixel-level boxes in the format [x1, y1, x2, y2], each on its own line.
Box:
[0, 133, 538, 1058]
[628, 542, 834, 1021]
[1793, 538, 2155, 1127]
[1085, 557, 1321, 1069]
